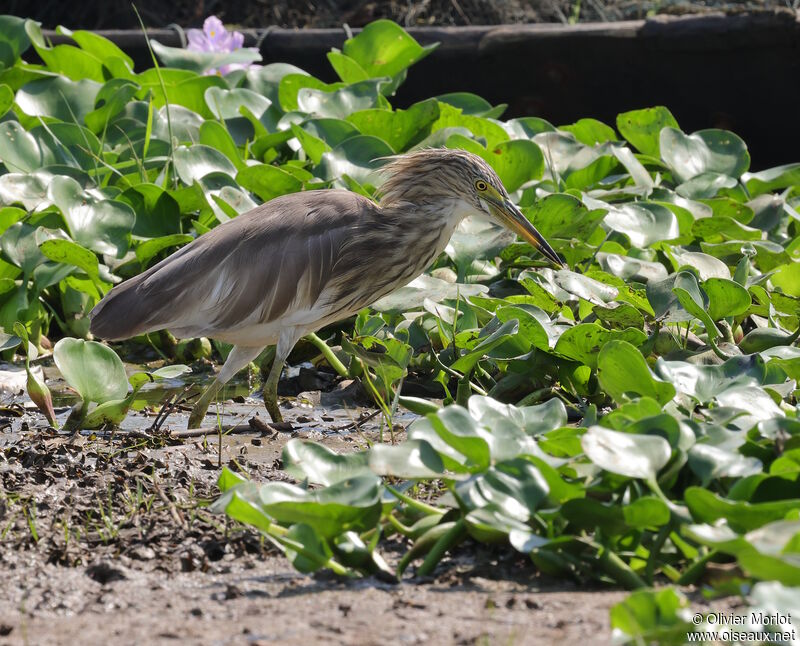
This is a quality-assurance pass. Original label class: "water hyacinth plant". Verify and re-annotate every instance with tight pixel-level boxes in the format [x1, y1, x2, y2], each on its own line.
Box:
[185, 16, 259, 76]
[149, 14, 262, 75]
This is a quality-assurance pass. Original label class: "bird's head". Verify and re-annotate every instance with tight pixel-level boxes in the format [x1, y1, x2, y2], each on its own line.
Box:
[379, 148, 563, 267]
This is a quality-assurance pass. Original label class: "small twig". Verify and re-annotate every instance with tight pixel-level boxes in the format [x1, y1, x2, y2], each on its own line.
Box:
[152, 472, 188, 531]
[331, 409, 381, 433]
[169, 422, 252, 439]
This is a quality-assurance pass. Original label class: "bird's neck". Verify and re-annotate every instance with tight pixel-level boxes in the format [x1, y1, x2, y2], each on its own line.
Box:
[375, 197, 474, 280]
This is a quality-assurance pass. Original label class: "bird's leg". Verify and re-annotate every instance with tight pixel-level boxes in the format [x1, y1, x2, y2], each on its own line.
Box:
[261, 329, 300, 425]
[187, 378, 223, 429]
[187, 345, 264, 428]
[262, 355, 284, 424]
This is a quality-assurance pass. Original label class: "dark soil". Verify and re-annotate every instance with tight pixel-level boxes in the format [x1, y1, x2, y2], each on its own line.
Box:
[5, 0, 796, 30]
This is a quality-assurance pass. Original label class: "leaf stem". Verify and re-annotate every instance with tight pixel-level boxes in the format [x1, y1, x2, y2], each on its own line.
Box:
[306, 332, 350, 378]
[385, 484, 447, 517]
[596, 544, 646, 590]
[645, 518, 673, 584]
[646, 478, 691, 523]
[416, 518, 466, 577]
[676, 549, 717, 586]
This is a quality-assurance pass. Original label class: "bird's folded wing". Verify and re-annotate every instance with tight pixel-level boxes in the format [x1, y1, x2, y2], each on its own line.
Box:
[89, 190, 373, 340]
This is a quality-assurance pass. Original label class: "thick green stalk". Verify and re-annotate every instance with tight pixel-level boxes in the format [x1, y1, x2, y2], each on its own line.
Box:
[596, 544, 647, 590]
[306, 332, 350, 379]
[385, 484, 447, 517]
[416, 519, 467, 577]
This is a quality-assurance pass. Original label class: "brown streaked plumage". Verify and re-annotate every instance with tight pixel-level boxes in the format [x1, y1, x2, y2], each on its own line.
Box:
[90, 148, 562, 428]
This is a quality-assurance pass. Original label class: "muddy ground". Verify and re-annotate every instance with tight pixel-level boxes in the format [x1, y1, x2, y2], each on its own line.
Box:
[1, 366, 737, 645]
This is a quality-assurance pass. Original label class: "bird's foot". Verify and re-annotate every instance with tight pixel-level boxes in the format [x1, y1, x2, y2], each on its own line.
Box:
[187, 398, 213, 429]
[187, 378, 222, 429]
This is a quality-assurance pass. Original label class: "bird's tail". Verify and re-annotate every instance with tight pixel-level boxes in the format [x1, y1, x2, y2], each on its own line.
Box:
[89, 273, 160, 341]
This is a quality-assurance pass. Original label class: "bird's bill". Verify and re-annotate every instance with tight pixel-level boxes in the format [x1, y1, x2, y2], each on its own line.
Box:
[490, 199, 564, 267]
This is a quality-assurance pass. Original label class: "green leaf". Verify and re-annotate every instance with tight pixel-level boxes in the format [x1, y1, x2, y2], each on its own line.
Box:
[204, 86, 271, 120]
[654, 355, 765, 403]
[236, 163, 303, 202]
[689, 443, 764, 484]
[48, 176, 134, 257]
[743, 163, 800, 197]
[26, 20, 106, 82]
[660, 128, 750, 182]
[60, 28, 134, 71]
[0, 121, 56, 173]
[562, 498, 627, 535]
[53, 337, 129, 404]
[432, 102, 509, 150]
[468, 396, 567, 437]
[616, 106, 679, 157]
[254, 475, 383, 539]
[371, 274, 486, 312]
[135, 69, 226, 120]
[408, 407, 490, 473]
[278, 74, 342, 112]
[646, 272, 698, 323]
[300, 118, 361, 148]
[15, 76, 100, 123]
[457, 459, 549, 523]
[284, 523, 334, 573]
[316, 135, 392, 186]
[552, 269, 619, 305]
[0, 221, 45, 275]
[289, 123, 330, 164]
[451, 319, 519, 373]
[326, 50, 369, 84]
[623, 497, 671, 529]
[173, 144, 238, 184]
[437, 92, 504, 118]
[199, 120, 243, 168]
[342, 20, 437, 78]
[369, 440, 447, 479]
[560, 118, 618, 146]
[297, 79, 388, 119]
[554, 323, 647, 369]
[0, 84, 13, 118]
[527, 193, 605, 241]
[0, 16, 32, 69]
[610, 588, 692, 644]
[673, 279, 720, 340]
[479, 139, 545, 192]
[346, 99, 439, 152]
[603, 202, 680, 247]
[282, 439, 371, 486]
[495, 304, 553, 351]
[39, 239, 100, 283]
[581, 426, 672, 480]
[119, 184, 182, 238]
[134, 234, 194, 266]
[597, 340, 676, 405]
[671, 249, 730, 280]
[685, 487, 799, 532]
[703, 277, 751, 320]
[771, 262, 800, 297]
[592, 302, 645, 330]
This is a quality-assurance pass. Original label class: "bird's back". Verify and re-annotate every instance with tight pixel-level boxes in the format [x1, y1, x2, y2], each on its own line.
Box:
[89, 190, 374, 342]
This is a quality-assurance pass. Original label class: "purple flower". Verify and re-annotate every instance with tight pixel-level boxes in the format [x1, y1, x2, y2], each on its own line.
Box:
[186, 16, 256, 75]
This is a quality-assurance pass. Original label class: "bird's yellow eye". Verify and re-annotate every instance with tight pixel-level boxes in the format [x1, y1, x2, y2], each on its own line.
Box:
[475, 180, 488, 191]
